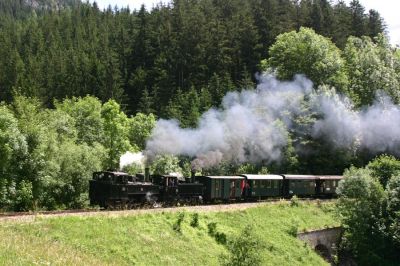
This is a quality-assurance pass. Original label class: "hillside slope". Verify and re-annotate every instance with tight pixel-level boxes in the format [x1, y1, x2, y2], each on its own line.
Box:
[0, 201, 339, 265]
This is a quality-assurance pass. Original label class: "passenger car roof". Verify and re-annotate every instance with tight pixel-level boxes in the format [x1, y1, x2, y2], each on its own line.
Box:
[240, 174, 283, 180]
[317, 175, 343, 180]
[94, 171, 129, 176]
[283, 175, 319, 180]
[283, 175, 343, 180]
[202, 175, 244, 179]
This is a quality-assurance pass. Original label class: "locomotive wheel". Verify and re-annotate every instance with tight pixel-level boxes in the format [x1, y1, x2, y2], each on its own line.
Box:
[105, 199, 115, 210]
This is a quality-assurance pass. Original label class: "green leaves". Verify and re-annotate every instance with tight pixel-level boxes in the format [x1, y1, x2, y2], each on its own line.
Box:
[150, 154, 183, 176]
[343, 34, 400, 106]
[220, 225, 263, 266]
[101, 99, 133, 169]
[367, 154, 400, 188]
[55, 96, 103, 145]
[0, 105, 27, 173]
[0, 95, 156, 211]
[337, 162, 400, 264]
[268, 27, 347, 92]
[129, 112, 156, 151]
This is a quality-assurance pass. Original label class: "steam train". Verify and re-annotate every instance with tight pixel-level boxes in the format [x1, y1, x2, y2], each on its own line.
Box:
[89, 170, 342, 208]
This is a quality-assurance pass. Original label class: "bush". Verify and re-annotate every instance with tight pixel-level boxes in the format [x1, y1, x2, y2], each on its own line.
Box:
[190, 213, 199, 228]
[287, 224, 299, 237]
[207, 222, 217, 236]
[207, 222, 227, 245]
[14, 180, 34, 211]
[336, 166, 387, 265]
[367, 154, 400, 188]
[290, 195, 299, 207]
[215, 232, 227, 245]
[220, 225, 263, 266]
[172, 212, 185, 233]
[386, 175, 400, 256]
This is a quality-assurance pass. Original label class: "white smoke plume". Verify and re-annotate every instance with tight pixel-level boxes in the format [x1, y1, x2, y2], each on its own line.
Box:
[145, 74, 400, 170]
[119, 151, 145, 170]
[313, 92, 400, 154]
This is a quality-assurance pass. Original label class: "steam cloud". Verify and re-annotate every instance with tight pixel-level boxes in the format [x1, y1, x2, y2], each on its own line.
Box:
[120, 151, 144, 170]
[145, 74, 400, 170]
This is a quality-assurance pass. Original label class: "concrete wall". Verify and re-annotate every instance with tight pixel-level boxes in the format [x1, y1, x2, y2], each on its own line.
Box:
[297, 227, 342, 262]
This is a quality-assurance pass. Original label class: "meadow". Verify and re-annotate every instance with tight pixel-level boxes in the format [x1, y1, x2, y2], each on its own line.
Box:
[0, 201, 339, 265]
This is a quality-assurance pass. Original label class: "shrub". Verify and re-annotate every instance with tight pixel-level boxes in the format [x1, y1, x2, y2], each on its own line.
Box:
[367, 154, 400, 188]
[287, 224, 299, 237]
[336, 166, 387, 265]
[207, 222, 217, 236]
[190, 213, 199, 228]
[173, 212, 185, 233]
[207, 222, 227, 245]
[290, 195, 299, 207]
[220, 225, 263, 266]
[14, 180, 34, 211]
[316, 199, 322, 208]
[215, 232, 227, 245]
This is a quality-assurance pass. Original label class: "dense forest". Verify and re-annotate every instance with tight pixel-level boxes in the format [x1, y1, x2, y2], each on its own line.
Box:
[0, 0, 386, 116]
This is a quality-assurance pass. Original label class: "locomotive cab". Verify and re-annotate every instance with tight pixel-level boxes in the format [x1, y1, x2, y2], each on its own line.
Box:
[151, 174, 181, 201]
[89, 171, 159, 208]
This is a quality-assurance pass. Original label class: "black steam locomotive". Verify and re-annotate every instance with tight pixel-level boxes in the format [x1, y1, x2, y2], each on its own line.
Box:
[89, 170, 342, 208]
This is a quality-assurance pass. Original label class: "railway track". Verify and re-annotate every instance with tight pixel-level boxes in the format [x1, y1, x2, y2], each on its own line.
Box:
[0, 198, 335, 221]
[0, 208, 99, 218]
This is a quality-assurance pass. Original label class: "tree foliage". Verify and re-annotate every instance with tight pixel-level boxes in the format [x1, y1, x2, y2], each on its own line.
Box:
[101, 100, 133, 169]
[367, 154, 400, 188]
[337, 160, 400, 265]
[0, 95, 151, 211]
[343, 34, 400, 106]
[129, 113, 156, 150]
[268, 27, 347, 91]
[150, 154, 183, 176]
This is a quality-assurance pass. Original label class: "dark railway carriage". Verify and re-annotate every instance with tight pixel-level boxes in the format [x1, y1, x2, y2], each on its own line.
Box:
[316, 175, 342, 196]
[197, 175, 244, 201]
[89, 171, 159, 208]
[282, 175, 318, 197]
[241, 174, 283, 198]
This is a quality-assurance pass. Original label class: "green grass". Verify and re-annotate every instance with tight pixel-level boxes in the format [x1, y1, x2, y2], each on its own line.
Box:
[0, 201, 339, 265]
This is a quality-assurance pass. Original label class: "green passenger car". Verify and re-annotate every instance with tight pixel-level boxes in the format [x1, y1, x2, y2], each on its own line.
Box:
[197, 176, 244, 201]
[283, 175, 318, 197]
[240, 174, 283, 198]
[317, 176, 342, 196]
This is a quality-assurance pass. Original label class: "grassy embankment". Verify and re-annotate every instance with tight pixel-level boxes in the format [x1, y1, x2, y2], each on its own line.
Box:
[0, 201, 339, 265]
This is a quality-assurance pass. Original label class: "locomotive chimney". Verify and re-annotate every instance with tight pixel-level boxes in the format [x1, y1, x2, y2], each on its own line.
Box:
[191, 170, 196, 183]
[145, 167, 150, 182]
